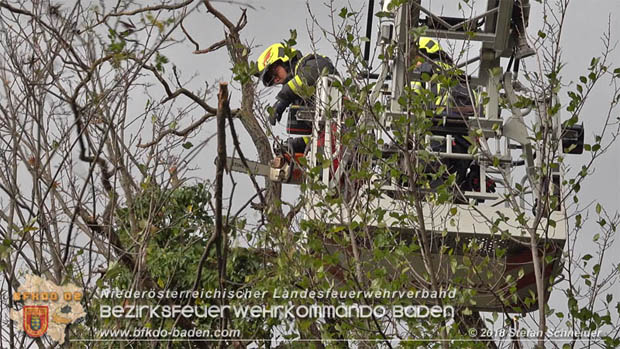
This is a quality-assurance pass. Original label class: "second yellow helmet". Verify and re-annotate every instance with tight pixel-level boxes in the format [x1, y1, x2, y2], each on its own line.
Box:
[418, 37, 441, 55]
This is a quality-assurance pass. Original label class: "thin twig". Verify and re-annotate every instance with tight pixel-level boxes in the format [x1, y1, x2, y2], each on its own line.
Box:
[180, 19, 201, 51]
[193, 39, 227, 54]
[202, 0, 236, 31]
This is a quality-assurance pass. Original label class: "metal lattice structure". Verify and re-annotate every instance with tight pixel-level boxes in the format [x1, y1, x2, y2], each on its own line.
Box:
[226, 0, 584, 312]
[299, 0, 578, 312]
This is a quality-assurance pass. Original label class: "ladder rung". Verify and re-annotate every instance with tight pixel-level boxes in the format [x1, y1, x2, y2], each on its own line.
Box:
[419, 16, 484, 32]
[424, 30, 497, 43]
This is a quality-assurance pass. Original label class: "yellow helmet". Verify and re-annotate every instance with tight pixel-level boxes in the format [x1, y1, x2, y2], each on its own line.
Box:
[418, 37, 441, 55]
[257, 43, 298, 86]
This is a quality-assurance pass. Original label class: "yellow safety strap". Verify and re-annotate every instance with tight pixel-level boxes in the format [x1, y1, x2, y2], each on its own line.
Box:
[411, 80, 446, 106]
[287, 53, 330, 96]
[411, 81, 462, 108]
[287, 75, 304, 95]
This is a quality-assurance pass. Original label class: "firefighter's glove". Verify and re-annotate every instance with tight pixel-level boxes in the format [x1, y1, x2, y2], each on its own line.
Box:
[269, 99, 288, 126]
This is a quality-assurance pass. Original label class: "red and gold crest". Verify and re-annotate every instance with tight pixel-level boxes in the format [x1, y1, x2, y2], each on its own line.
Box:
[23, 306, 48, 338]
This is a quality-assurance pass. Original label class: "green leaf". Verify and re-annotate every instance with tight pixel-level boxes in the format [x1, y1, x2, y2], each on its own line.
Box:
[182, 142, 193, 149]
[23, 226, 37, 233]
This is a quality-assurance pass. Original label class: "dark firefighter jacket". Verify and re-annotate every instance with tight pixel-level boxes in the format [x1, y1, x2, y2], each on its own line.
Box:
[276, 54, 336, 106]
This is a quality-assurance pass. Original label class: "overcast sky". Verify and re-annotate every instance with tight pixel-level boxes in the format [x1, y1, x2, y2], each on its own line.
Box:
[187, 0, 620, 330]
[180, 0, 620, 215]
[2, 1, 618, 344]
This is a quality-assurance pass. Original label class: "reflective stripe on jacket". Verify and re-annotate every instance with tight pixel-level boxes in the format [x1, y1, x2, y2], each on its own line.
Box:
[411, 62, 479, 112]
[276, 54, 336, 104]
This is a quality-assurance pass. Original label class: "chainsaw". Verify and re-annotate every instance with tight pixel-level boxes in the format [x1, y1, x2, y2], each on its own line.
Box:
[223, 154, 304, 184]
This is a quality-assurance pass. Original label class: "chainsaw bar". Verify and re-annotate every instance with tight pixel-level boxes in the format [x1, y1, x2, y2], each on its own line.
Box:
[224, 156, 303, 184]
[225, 157, 271, 177]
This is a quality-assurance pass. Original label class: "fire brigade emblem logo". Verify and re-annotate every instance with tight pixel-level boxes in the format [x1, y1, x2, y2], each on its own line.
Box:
[10, 275, 85, 344]
[23, 306, 48, 338]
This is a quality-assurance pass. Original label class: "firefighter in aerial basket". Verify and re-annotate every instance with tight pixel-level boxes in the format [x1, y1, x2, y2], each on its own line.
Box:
[412, 37, 496, 197]
[255, 43, 337, 155]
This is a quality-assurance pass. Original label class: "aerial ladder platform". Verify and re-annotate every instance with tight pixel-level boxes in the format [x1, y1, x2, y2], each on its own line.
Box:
[226, 0, 584, 312]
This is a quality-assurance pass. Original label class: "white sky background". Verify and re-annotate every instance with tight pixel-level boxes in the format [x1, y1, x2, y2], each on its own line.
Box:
[559, 0, 620, 212]
[79, 0, 620, 341]
[174, 0, 620, 267]
[1, 0, 618, 345]
[186, 0, 620, 337]
[165, 0, 369, 222]
[43, 0, 620, 324]
[174, 0, 620, 214]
